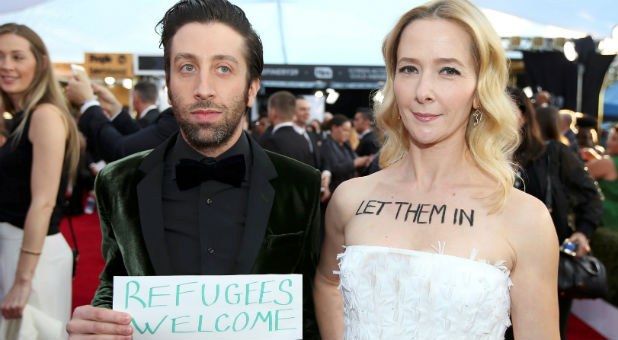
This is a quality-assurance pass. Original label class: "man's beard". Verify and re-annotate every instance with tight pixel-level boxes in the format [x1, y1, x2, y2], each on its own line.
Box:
[171, 91, 248, 150]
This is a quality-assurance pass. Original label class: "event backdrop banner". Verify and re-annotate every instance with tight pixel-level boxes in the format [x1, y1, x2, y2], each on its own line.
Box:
[113, 275, 302, 340]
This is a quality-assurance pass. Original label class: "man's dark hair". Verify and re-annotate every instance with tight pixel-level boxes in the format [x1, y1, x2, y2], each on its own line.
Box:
[134, 81, 159, 104]
[268, 91, 296, 121]
[157, 0, 263, 86]
[536, 106, 562, 142]
[355, 107, 373, 122]
[329, 114, 350, 130]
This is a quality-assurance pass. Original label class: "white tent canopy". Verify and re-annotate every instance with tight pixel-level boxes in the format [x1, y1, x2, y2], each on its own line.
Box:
[0, 0, 615, 65]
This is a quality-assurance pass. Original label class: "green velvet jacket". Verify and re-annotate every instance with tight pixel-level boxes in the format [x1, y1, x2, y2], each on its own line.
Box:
[91, 133, 322, 339]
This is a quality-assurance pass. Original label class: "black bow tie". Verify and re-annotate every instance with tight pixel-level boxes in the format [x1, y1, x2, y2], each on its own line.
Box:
[175, 155, 246, 190]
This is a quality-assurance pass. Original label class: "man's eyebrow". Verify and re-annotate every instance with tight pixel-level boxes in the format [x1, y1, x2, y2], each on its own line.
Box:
[212, 54, 239, 64]
[173, 53, 239, 65]
[173, 53, 196, 63]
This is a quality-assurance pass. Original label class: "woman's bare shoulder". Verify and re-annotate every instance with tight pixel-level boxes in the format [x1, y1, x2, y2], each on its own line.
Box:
[328, 170, 388, 218]
[502, 188, 557, 252]
[28, 103, 67, 140]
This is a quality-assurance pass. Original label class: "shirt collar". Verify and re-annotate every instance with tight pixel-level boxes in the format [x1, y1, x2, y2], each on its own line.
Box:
[292, 124, 306, 135]
[139, 105, 158, 118]
[272, 121, 295, 134]
[359, 128, 372, 139]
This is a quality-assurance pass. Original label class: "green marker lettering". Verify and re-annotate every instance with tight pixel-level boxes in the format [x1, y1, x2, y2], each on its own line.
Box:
[175, 281, 197, 306]
[201, 283, 220, 306]
[148, 285, 170, 308]
[131, 315, 168, 335]
[198, 314, 213, 333]
[274, 279, 293, 305]
[215, 313, 230, 332]
[250, 311, 273, 331]
[171, 315, 193, 333]
[125, 280, 146, 309]
[225, 283, 240, 304]
[232, 312, 249, 332]
[259, 280, 274, 304]
[245, 281, 258, 305]
[275, 308, 296, 331]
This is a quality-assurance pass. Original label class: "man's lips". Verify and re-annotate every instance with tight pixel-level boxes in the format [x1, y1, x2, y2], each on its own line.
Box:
[191, 109, 221, 122]
[413, 112, 440, 122]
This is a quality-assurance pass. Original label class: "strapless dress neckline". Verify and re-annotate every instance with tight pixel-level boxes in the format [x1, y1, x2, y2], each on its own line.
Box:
[336, 243, 512, 340]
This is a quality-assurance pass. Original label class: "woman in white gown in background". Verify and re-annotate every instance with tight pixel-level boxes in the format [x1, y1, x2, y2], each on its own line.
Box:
[313, 0, 560, 339]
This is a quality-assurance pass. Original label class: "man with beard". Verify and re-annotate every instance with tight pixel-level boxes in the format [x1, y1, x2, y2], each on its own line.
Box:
[65, 0, 321, 339]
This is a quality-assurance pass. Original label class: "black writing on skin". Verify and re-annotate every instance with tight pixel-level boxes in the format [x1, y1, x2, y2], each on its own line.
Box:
[354, 200, 474, 227]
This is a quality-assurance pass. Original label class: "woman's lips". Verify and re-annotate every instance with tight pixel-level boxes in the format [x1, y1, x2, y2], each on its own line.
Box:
[0, 75, 17, 84]
[413, 112, 440, 122]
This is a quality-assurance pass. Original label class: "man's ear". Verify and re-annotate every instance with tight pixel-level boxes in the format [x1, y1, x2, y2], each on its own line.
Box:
[247, 78, 260, 108]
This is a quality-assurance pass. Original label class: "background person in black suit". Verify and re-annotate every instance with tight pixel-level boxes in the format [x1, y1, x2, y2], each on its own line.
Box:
[132, 81, 160, 127]
[259, 91, 315, 167]
[295, 97, 331, 199]
[66, 79, 178, 162]
[353, 107, 380, 157]
[320, 114, 372, 193]
[353, 107, 380, 175]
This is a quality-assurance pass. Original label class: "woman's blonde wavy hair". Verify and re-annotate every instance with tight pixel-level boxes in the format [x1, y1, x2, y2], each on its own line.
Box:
[375, 0, 519, 213]
[0, 23, 79, 180]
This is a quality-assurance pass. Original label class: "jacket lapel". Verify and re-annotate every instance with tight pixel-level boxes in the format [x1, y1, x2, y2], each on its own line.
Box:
[136, 134, 176, 275]
[234, 134, 277, 273]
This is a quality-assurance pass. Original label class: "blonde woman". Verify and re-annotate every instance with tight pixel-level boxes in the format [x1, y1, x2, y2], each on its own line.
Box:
[314, 0, 559, 339]
[0, 23, 79, 338]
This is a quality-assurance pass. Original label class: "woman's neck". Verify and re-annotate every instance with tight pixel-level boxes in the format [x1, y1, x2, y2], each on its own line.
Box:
[397, 137, 477, 192]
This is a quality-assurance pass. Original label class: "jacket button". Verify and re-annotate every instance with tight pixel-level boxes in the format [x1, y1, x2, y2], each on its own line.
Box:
[206, 198, 213, 205]
[207, 247, 215, 255]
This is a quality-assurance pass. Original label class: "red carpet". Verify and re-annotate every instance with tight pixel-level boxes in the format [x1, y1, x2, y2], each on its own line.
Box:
[59, 211, 105, 311]
[59, 212, 607, 339]
[567, 314, 607, 340]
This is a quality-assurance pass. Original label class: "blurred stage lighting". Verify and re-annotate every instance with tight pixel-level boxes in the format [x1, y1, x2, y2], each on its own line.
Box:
[122, 79, 133, 89]
[326, 89, 339, 104]
[563, 41, 578, 61]
[373, 90, 384, 104]
[104, 77, 116, 86]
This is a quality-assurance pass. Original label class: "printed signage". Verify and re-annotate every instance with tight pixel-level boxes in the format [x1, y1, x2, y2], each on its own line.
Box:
[113, 275, 302, 339]
[84, 53, 133, 78]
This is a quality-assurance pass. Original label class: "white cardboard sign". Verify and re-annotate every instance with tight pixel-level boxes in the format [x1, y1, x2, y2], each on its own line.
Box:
[112, 275, 303, 339]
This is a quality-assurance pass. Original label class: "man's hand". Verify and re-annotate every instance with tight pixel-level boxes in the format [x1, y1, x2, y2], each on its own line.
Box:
[320, 172, 331, 202]
[66, 305, 133, 340]
[320, 187, 331, 202]
[92, 83, 123, 118]
[568, 232, 591, 258]
[66, 73, 94, 106]
[353, 156, 371, 169]
[579, 147, 602, 162]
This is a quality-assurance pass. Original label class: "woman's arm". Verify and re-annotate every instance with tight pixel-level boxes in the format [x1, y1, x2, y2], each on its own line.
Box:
[313, 182, 353, 339]
[0, 104, 68, 319]
[508, 197, 560, 339]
